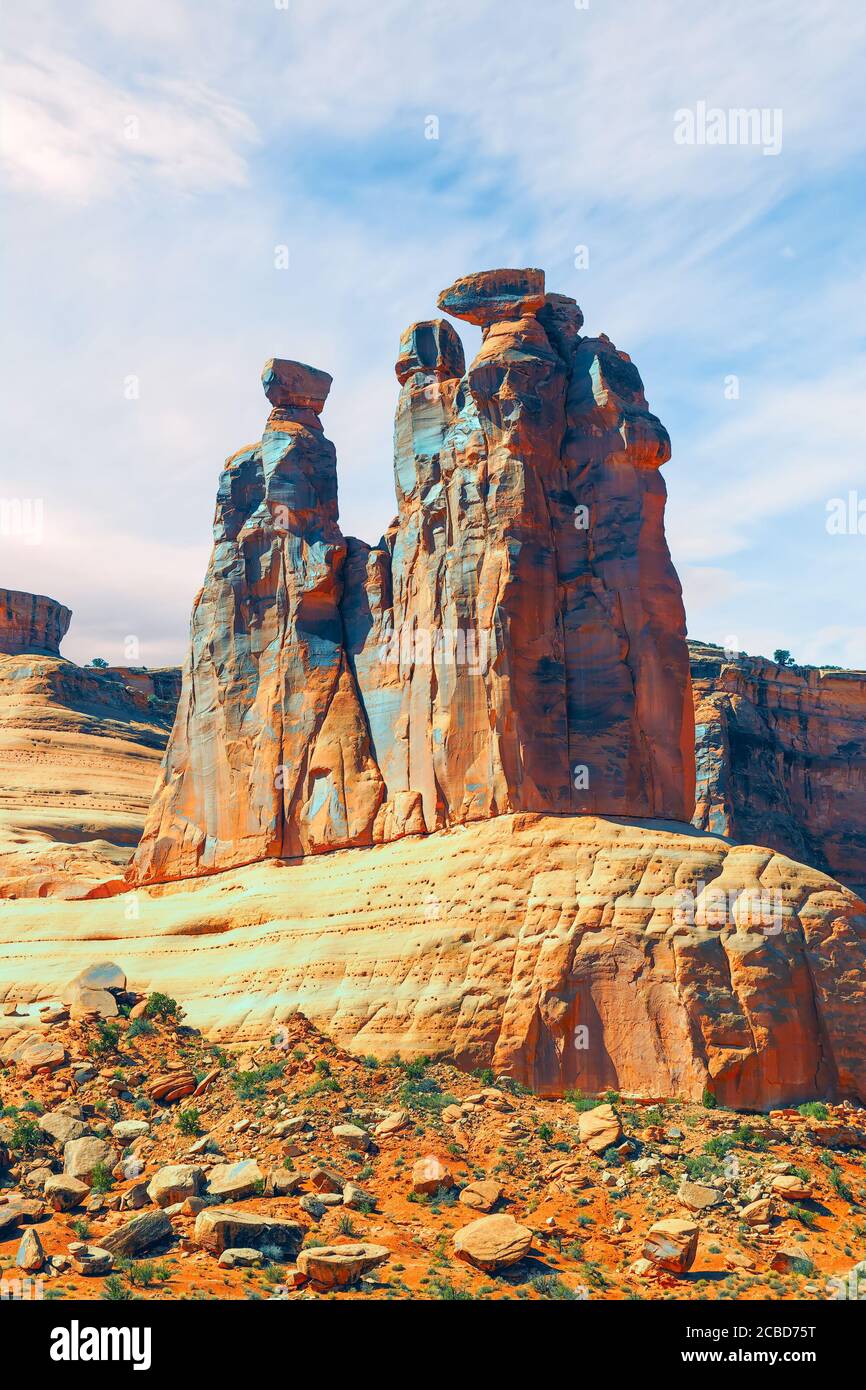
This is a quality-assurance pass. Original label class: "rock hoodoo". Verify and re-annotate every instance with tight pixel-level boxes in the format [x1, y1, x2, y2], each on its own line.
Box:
[0, 589, 71, 657]
[132, 268, 694, 884]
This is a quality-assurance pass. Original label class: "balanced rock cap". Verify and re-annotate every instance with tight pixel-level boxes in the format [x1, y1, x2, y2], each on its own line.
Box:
[437, 268, 546, 327]
[395, 319, 466, 384]
[261, 358, 333, 413]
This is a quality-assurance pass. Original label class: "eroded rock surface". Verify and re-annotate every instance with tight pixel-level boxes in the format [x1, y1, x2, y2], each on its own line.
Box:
[7, 814, 866, 1109]
[691, 642, 866, 898]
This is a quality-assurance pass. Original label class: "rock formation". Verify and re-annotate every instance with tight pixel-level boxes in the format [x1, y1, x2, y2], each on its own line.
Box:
[691, 642, 866, 899]
[0, 589, 70, 657]
[7, 814, 866, 1109]
[132, 361, 385, 882]
[131, 268, 694, 883]
[0, 611, 179, 896]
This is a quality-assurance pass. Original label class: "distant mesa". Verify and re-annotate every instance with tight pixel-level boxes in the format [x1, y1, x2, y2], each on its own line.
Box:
[0, 588, 71, 657]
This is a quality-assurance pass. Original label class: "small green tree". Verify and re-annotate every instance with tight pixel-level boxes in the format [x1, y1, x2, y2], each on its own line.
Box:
[88, 657, 109, 669]
[144, 992, 183, 1022]
[773, 649, 795, 666]
[177, 1107, 202, 1137]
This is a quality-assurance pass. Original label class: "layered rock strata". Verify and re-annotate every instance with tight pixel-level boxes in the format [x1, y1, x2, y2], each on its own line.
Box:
[0, 589, 71, 656]
[0, 643, 178, 897]
[6, 815, 866, 1109]
[691, 642, 866, 898]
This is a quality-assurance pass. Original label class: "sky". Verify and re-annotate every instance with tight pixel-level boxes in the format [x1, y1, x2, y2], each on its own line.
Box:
[1, 0, 865, 669]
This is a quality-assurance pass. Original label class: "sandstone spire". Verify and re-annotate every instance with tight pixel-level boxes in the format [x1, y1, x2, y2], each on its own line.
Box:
[131, 271, 695, 884]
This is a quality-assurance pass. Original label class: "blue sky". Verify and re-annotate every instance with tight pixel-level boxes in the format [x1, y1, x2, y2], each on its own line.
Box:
[2, 0, 865, 669]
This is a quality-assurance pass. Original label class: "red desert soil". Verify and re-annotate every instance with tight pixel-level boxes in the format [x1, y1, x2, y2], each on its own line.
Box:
[2, 991, 864, 1302]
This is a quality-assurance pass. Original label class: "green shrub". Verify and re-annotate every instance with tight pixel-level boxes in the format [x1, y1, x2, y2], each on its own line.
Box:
[144, 992, 183, 1022]
[127, 1017, 154, 1040]
[177, 1107, 202, 1137]
[232, 1061, 285, 1101]
[10, 1117, 42, 1154]
[101, 1275, 131, 1301]
[88, 1020, 121, 1058]
[565, 1089, 600, 1113]
[90, 1162, 113, 1193]
[797, 1101, 830, 1120]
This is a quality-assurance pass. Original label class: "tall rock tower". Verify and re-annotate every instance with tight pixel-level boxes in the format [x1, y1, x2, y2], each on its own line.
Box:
[131, 269, 694, 884]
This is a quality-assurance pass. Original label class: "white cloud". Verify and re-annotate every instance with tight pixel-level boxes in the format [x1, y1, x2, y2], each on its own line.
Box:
[0, 50, 256, 200]
[1, 0, 864, 669]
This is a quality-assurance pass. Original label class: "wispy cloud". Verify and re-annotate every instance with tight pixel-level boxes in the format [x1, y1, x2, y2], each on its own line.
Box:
[0, 50, 256, 200]
[1, 0, 864, 669]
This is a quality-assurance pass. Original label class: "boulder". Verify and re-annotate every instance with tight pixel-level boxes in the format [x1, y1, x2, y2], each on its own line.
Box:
[437, 268, 546, 327]
[147, 1164, 204, 1209]
[411, 1156, 453, 1195]
[39, 1111, 88, 1145]
[261, 358, 332, 413]
[678, 1180, 723, 1213]
[206, 1160, 264, 1201]
[458, 1180, 503, 1213]
[218, 1248, 264, 1269]
[44, 1174, 90, 1212]
[193, 1207, 304, 1258]
[15, 1226, 45, 1272]
[331, 1123, 371, 1151]
[740, 1197, 775, 1226]
[296, 1242, 390, 1288]
[112, 1120, 150, 1142]
[68, 1243, 113, 1276]
[63, 1137, 112, 1185]
[770, 1174, 814, 1201]
[373, 1111, 408, 1138]
[453, 1214, 533, 1271]
[308, 1165, 346, 1194]
[342, 1182, 376, 1212]
[643, 1219, 699, 1274]
[100, 1210, 173, 1258]
[8, 1035, 66, 1078]
[577, 1105, 623, 1155]
[63, 962, 126, 1019]
[771, 1247, 814, 1275]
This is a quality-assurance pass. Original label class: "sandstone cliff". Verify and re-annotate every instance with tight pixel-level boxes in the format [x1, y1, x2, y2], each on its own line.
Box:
[0, 621, 179, 897]
[691, 642, 866, 900]
[0, 588, 71, 657]
[7, 814, 866, 1110]
[131, 268, 694, 884]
